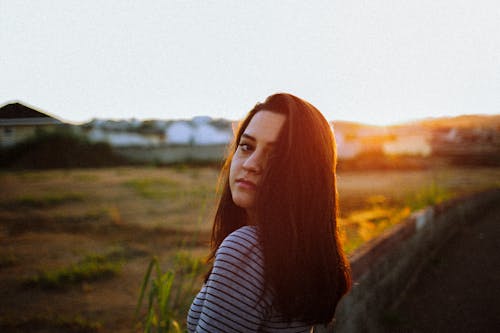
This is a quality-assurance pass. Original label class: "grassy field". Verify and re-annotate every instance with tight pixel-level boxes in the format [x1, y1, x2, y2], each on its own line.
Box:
[1, 166, 499, 332]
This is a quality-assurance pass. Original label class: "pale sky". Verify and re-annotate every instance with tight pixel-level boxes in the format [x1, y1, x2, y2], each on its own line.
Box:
[1, 0, 499, 125]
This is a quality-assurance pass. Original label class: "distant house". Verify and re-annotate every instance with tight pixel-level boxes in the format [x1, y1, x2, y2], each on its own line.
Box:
[166, 121, 194, 145]
[382, 125, 432, 156]
[110, 117, 233, 164]
[0, 101, 63, 147]
[332, 121, 391, 158]
[165, 117, 232, 145]
[192, 122, 232, 145]
[383, 135, 431, 156]
[334, 131, 362, 159]
[86, 127, 162, 147]
[80, 118, 163, 147]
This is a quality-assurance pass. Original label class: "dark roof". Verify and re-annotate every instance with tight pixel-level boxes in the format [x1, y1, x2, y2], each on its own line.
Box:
[0, 102, 62, 126]
[0, 102, 53, 119]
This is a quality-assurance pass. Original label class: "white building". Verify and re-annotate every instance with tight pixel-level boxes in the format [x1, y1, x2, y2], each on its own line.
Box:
[165, 121, 194, 144]
[165, 118, 232, 145]
[383, 135, 431, 156]
[87, 128, 161, 147]
[334, 131, 362, 159]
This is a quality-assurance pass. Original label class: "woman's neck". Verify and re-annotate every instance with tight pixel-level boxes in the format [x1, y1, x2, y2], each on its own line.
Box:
[246, 210, 257, 226]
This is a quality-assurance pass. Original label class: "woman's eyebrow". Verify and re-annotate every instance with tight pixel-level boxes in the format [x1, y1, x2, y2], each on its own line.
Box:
[241, 133, 276, 147]
[241, 133, 256, 142]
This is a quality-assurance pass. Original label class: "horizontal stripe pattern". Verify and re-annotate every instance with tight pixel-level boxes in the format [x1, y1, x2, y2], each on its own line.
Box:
[187, 226, 313, 333]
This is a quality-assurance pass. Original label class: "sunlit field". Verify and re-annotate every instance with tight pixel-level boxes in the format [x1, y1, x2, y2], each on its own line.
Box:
[1, 166, 499, 332]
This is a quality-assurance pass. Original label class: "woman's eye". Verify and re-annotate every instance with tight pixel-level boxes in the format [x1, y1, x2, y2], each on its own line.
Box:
[238, 143, 253, 152]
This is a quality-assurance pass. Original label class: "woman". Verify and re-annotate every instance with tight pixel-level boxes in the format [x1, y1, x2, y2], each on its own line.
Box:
[187, 93, 351, 332]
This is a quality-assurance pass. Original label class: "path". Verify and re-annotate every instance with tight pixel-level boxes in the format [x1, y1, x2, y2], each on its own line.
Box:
[384, 199, 500, 332]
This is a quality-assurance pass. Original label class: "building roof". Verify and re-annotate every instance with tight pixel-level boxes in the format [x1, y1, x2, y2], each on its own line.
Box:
[0, 102, 62, 126]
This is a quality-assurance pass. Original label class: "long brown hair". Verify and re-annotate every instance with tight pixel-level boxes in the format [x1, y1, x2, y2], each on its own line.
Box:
[208, 93, 351, 324]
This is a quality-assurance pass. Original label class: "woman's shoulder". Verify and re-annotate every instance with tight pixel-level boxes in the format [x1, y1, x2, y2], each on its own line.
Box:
[217, 225, 262, 259]
[221, 225, 259, 247]
[214, 225, 264, 285]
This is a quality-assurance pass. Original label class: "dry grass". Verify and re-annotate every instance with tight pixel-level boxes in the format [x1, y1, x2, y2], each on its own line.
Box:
[0, 166, 499, 332]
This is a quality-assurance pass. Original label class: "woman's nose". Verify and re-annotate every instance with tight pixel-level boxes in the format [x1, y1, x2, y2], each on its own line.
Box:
[243, 151, 263, 173]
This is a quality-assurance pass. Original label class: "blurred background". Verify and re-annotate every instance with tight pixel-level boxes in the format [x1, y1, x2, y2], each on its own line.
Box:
[1, 1, 499, 332]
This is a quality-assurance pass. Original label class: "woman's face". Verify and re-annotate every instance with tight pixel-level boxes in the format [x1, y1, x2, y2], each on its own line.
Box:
[229, 110, 286, 212]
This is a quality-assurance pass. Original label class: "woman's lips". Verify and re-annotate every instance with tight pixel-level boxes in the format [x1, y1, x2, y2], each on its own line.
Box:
[236, 179, 257, 190]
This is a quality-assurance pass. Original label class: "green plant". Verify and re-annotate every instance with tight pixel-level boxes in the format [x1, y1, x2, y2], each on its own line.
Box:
[406, 181, 452, 211]
[136, 257, 180, 333]
[12, 192, 85, 208]
[339, 194, 412, 254]
[136, 254, 205, 333]
[1, 127, 130, 169]
[25, 251, 124, 289]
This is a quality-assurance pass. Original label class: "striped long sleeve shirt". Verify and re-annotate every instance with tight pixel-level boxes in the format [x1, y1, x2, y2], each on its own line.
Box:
[187, 226, 313, 333]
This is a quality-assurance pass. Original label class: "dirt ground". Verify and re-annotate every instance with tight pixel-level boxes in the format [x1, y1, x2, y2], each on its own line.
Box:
[0, 225, 208, 332]
[0, 167, 216, 332]
[0, 166, 499, 332]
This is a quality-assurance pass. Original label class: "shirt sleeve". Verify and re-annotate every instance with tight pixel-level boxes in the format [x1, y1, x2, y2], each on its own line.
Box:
[191, 226, 269, 333]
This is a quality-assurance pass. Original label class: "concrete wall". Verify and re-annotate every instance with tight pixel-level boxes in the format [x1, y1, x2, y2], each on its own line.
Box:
[315, 188, 500, 333]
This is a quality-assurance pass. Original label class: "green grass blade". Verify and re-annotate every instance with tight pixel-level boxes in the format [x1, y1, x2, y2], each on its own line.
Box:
[135, 257, 159, 319]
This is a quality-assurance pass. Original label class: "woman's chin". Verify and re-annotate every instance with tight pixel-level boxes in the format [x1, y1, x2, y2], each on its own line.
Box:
[232, 196, 255, 210]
